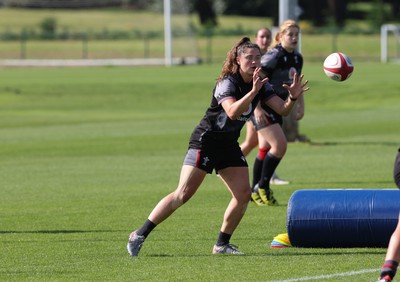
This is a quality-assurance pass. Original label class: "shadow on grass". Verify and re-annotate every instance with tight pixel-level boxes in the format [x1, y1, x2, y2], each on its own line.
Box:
[263, 249, 386, 257]
[134, 249, 386, 258]
[309, 141, 399, 147]
[294, 180, 395, 186]
[128, 245, 386, 258]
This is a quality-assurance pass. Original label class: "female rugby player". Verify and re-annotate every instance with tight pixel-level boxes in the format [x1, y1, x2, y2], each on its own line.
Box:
[127, 37, 309, 256]
[250, 20, 305, 206]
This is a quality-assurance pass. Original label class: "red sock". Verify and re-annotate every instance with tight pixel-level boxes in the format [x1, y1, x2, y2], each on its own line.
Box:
[257, 147, 270, 160]
[380, 260, 398, 280]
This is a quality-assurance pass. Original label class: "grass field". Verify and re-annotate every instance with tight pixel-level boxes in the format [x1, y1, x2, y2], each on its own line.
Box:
[0, 58, 399, 281]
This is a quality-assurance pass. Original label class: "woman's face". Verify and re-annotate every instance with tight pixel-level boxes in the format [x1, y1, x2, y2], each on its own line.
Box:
[280, 26, 299, 52]
[236, 47, 261, 82]
[256, 29, 272, 54]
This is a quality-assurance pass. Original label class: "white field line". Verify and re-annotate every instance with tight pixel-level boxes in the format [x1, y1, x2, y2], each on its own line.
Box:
[269, 268, 379, 282]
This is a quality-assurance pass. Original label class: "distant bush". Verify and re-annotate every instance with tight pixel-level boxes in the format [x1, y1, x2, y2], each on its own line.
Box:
[3, 0, 125, 9]
[0, 24, 381, 42]
[40, 17, 57, 39]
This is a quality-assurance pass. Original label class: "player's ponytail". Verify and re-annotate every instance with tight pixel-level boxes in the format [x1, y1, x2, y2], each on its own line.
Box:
[219, 37, 260, 80]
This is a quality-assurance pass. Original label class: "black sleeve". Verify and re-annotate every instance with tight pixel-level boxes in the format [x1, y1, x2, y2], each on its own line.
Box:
[394, 148, 400, 188]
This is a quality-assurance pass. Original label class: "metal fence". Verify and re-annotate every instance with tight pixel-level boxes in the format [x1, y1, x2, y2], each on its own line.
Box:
[1, 0, 125, 8]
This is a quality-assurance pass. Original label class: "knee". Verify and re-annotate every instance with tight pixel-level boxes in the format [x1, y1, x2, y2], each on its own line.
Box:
[273, 143, 287, 157]
[177, 192, 191, 206]
[277, 141, 287, 153]
[237, 187, 251, 203]
[173, 186, 195, 206]
[169, 193, 184, 210]
[170, 189, 191, 210]
[269, 149, 286, 160]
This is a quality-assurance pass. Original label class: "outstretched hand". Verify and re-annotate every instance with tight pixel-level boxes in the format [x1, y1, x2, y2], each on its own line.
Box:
[252, 67, 269, 93]
[282, 73, 310, 100]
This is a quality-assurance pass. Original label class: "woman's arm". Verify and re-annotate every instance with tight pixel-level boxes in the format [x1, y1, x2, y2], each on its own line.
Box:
[222, 68, 268, 120]
[265, 72, 309, 116]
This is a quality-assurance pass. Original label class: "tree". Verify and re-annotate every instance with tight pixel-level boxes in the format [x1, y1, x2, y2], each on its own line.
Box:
[193, 0, 217, 27]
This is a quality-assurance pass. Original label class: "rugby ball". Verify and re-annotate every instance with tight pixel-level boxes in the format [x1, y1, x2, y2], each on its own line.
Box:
[323, 52, 354, 82]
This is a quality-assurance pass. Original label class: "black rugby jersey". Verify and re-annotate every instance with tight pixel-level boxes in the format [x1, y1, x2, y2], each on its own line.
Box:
[261, 43, 303, 99]
[259, 44, 303, 120]
[188, 72, 276, 149]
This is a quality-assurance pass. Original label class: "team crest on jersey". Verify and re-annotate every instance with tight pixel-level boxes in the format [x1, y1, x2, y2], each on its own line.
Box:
[289, 67, 297, 80]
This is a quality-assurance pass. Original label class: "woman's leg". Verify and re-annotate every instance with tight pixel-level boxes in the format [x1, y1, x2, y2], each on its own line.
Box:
[378, 215, 400, 281]
[127, 165, 206, 256]
[240, 121, 259, 157]
[255, 124, 287, 205]
[212, 166, 251, 254]
[258, 123, 287, 159]
[148, 165, 207, 224]
[217, 166, 251, 235]
[252, 133, 271, 188]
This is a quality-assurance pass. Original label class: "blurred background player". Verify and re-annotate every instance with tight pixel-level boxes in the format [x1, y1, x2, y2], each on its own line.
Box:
[240, 27, 290, 186]
[250, 20, 305, 206]
[377, 148, 400, 282]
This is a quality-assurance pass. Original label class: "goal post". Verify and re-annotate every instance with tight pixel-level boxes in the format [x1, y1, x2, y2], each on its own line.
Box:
[381, 24, 400, 63]
[163, 0, 200, 66]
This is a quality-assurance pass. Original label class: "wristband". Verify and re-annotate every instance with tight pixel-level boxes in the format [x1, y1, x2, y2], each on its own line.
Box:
[289, 96, 297, 101]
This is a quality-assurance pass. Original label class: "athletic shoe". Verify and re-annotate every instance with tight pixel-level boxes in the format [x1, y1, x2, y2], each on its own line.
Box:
[270, 176, 290, 185]
[294, 134, 310, 143]
[255, 184, 279, 206]
[377, 275, 392, 282]
[127, 230, 145, 256]
[212, 243, 244, 255]
[270, 172, 290, 185]
[251, 190, 267, 206]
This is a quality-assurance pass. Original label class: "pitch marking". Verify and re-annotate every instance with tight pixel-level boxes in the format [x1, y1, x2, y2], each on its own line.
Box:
[269, 268, 379, 282]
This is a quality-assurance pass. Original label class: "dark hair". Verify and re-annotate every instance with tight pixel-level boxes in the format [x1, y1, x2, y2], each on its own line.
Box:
[219, 37, 261, 80]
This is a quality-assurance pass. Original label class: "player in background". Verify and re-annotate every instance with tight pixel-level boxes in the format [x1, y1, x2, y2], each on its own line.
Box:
[240, 28, 271, 156]
[250, 20, 305, 206]
[240, 27, 290, 186]
[127, 37, 309, 257]
[377, 148, 400, 282]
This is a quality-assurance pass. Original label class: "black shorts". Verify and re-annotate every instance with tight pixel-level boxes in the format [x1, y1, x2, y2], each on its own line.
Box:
[183, 144, 248, 174]
[249, 110, 282, 131]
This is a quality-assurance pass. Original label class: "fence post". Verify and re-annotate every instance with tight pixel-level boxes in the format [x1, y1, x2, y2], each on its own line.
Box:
[20, 31, 26, 59]
[206, 28, 213, 64]
[144, 33, 149, 58]
[82, 33, 88, 59]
